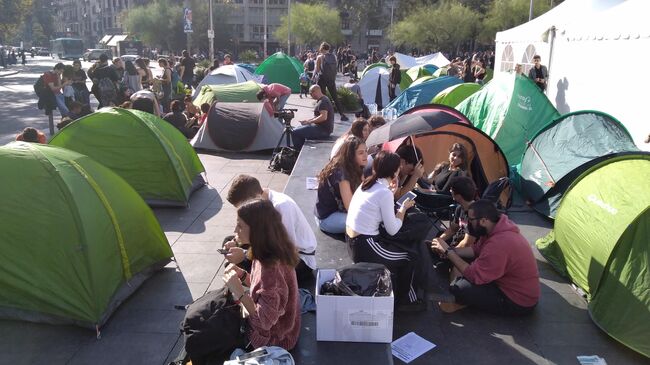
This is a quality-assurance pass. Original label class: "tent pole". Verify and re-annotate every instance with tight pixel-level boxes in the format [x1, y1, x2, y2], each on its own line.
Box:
[546, 26, 556, 96]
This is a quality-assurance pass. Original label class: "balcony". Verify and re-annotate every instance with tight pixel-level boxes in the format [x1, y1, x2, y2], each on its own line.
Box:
[366, 29, 382, 36]
[341, 29, 352, 35]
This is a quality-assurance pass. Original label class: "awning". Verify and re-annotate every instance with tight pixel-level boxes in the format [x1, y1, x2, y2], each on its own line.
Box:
[107, 35, 128, 47]
[100, 35, 113, 44]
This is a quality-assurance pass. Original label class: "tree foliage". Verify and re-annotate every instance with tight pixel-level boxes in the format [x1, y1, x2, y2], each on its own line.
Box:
[390, 1, 480, 52]
[275, 3, 342, 49]
[0, 0, 32, 43]
[481, 0, 553, 43]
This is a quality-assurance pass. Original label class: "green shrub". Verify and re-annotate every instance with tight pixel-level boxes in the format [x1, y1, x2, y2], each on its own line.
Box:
[337, 87, 360, 112]
[239, 50, 258, 63]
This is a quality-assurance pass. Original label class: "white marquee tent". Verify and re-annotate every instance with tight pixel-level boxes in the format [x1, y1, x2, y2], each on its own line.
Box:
[494, 0, 649, 149]
[358, 66, 396, 109]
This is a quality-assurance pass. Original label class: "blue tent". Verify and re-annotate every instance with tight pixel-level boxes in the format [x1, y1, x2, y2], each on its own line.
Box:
[386, 76, 463, 116]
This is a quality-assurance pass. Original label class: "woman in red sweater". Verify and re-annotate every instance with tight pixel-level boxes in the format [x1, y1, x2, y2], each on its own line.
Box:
[223, 198, 301, 350]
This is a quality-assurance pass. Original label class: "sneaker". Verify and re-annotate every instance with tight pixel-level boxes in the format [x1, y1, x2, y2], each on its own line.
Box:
[340, 114, 349, 121]
[397, 299, 427, 312]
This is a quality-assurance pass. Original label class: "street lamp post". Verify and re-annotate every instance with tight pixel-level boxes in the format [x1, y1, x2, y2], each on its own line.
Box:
[208, 0, 214, 63]
[263, 0, 267, 57]
[529, 0, 534, 21]
[287, 0, 291, 56]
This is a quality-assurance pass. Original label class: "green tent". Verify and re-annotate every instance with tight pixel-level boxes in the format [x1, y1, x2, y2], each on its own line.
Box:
[360, 62, 388, 78]
[411, 75, 437, 87]
[432, 83, 481, 108]
[254, 52, 302, 92]
[457, 73, 560, 166]
[406, 65, 433, 86]
[0, 142, 172, 328]
[399, 69, 413, 91]
[433, 67, 447, 78]
[49, 108, 205, 207]
[537, 153, 650, 358]
[193, 80, 262, 106]
[520, 111, 638, 218]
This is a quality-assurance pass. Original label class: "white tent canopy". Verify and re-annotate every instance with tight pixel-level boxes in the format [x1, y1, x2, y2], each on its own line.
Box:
[394, 52, 451, 69]
[546, 0, 650, 150]
[493, 0, 649, 150]
[192, 65, 256, 99]
[494, 0, 622, 75]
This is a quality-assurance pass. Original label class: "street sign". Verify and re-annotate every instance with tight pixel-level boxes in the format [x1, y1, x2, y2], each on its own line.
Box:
[183, 8, 193, 33]
[207, 30, 214, 39]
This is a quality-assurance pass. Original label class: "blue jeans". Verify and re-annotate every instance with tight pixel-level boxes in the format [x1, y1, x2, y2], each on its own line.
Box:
[277, 94, 290, 110]
[55, 93, 69, 117]
[317, 211, 347, 234]
[292, 124, 330, 149]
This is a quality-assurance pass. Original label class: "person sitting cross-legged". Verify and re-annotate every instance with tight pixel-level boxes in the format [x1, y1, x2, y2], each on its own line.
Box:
[430, 200, 540, 315]
[223, 174, 317, 287]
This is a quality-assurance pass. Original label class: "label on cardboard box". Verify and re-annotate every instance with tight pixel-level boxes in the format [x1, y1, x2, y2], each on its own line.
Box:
[349, 310, 391, 329]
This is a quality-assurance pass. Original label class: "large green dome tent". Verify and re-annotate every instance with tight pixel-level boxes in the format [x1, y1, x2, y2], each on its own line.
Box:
[360, 62, 388, 78]
[49, 108, 205, 207]
[536, 153, 650, 358]
[432, 83, 482, 108]
[520, 110, 638, 218]
[254, 52, 302, 92]
[193, 80, 262, 106]
[386, 76, 463, 116]
[457, 73, 560, 166]
[0, 142, 172, 328]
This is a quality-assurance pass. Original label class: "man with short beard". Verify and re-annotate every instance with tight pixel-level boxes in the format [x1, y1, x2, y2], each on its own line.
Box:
[431, 200, 540, 315]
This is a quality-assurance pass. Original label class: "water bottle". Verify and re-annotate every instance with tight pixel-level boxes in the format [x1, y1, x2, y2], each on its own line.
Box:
[367, 103, 378, 116]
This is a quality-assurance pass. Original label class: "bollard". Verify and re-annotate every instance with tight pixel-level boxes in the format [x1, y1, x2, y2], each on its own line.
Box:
[48, 112, 54, 135]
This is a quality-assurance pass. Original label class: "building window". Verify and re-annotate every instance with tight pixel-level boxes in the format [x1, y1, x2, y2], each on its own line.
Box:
[500, 45, 514, 72]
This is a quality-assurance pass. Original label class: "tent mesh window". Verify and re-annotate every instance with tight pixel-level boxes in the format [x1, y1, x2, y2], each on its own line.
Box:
[500, 45, 514, 72]
[521, 44, 537, 75]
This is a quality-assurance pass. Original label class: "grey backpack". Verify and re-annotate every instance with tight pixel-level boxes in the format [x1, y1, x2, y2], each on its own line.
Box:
[321, 53, 338, 80]
[224, 346, 295, 365]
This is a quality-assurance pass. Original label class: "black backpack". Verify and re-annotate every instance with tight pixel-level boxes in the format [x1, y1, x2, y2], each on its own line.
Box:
[269, 147, 299, 174]
[179, 287, 244, 361]
[321, 53, 338, 80]
[33, 74, 49, 98]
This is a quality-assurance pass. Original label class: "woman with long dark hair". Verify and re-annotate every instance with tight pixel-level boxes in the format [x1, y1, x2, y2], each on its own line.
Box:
[330, 118, 369, 158]
[424, 143, 468, 194]
[345, 151, 424, 310]
[223, 199, 301, 350]
[315, 136, 368, 234]
[123, 60, 142, 94]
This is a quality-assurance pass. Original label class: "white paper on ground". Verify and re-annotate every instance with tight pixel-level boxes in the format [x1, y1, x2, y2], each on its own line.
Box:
[306, 177, 319, 190]
[391, 332, 436, 363]
[577, 355, 607, 365]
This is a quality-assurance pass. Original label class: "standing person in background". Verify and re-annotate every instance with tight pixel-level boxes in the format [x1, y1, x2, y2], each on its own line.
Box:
[315, 42, 349, 121]
[473, 59, 486, 85]
[123, 60, 142, 94]
[135, 58, 152, 89]
[528, 55, 548, 92]
[463, 58, 474, 83]
[388, 56, 401, 102]
[303, 52, 315, 81]
[157, 58, 173, 114]
[179, 50, 196, 90]
[91, 54, 119, 109]
[71, 60, 91, 108]
[223, 54, 234, 66]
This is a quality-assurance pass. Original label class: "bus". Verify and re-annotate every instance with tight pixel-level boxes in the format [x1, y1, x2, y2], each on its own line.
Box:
[50, 38, 84, 60]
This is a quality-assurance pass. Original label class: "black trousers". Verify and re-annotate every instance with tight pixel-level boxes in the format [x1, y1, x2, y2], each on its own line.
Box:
[318, 76, 345, 117]
[388, 84, 397, 101]
[450, 277, 536, 316]
[347, 234, 417, 304]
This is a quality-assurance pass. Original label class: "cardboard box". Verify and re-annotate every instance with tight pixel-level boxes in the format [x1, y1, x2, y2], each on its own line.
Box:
[316, 269, 394, 343]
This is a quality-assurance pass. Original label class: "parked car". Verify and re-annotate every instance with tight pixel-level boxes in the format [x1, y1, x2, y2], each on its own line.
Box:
[83, 49, 112, 61]
[36, 47, 50, 56]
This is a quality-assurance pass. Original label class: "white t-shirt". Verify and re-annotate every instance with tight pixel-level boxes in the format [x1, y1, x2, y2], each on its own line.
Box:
[346, 178, 402, 236]
[268, 190, 318, 269]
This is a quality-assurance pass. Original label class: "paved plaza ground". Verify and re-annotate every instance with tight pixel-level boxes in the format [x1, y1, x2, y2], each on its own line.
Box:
[0, 58, 648, 365]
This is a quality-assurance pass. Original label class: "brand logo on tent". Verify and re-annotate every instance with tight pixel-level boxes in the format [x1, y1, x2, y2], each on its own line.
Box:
[587, 194, 618, 215]
[517, 95, 532, 111]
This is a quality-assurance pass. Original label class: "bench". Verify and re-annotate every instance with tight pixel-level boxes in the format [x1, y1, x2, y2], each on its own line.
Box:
[283, 139, 394, 364]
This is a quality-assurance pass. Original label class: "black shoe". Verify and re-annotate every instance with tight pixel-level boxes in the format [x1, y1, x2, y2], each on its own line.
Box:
[340, 114, 349, 121]
[397, 299, 427, 312]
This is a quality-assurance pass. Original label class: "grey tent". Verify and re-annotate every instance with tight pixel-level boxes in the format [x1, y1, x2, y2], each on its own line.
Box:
[520, 110, 638, 218]
[190, 102, 287, 152]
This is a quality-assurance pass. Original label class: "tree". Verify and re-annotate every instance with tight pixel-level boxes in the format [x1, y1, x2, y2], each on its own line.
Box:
[389, 1, 480, 53]
[481, 0, 552, 43]
[0, 0, 32, 44]
[274, 3, 342, 49]
[122, 0, 185, 51]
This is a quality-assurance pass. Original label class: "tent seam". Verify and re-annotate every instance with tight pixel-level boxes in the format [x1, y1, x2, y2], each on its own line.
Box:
[68, 159, 132, 280]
